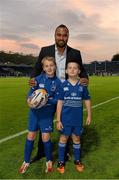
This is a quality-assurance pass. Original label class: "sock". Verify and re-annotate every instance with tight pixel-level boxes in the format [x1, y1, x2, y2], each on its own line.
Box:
[43, 139, 52, 161]
[24, 138, 34, 163]
[73, 143, 81, 161]
[58, 142, 66, 162]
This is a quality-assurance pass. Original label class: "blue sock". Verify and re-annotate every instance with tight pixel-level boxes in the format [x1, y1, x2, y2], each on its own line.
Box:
[58, 142, 66, 162]
[24, 139, 34, 163]
[43, 139, 52, 161]
[73, 143, 81, 161]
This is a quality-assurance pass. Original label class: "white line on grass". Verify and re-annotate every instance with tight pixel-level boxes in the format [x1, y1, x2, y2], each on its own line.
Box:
[0, 130, 28, 144]
[91, 96, 119, 109]
[0, 96, 119, 144]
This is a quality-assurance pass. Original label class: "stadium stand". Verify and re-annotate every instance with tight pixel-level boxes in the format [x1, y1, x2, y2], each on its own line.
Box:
[0, 61, 119, 77]
[0, 64, 33, 77]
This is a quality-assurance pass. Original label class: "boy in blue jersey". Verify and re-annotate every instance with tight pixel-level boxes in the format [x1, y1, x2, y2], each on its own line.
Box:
[56, 61, 91, 173]
[19, 56, 62, 174]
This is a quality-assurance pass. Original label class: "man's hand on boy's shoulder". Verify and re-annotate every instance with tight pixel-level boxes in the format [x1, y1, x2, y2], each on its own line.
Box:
[80, 78, 89, 86]
[29, 78, 37, 87]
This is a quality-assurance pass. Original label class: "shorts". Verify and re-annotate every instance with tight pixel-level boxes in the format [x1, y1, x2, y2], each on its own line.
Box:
[60, 125, 83, 136]
[28, 109, 53, 133]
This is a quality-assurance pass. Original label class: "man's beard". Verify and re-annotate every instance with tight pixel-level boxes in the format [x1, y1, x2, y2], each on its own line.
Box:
[56, 40, 67, 48]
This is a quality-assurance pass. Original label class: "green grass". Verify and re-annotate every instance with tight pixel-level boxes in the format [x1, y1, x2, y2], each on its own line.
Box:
[0, 76, 119, 179]
[0, 77, 29, 138]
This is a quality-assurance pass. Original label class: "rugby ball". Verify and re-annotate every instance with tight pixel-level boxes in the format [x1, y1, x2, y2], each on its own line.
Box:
[27, 89, 48, 109]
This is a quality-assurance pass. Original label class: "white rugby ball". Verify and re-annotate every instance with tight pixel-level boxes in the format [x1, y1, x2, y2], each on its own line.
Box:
[27, 89, 48, 109]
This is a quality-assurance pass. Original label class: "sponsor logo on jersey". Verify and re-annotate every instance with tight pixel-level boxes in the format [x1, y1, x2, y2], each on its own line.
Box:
[71, 92, 77, 96]
[64, 96, 82, 100]
[64, 87, 69, 91]
[51, 85, 56, 91]
[39, 83, 45, 88]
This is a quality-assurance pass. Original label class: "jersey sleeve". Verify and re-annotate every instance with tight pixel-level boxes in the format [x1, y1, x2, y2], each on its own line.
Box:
[30, 48, 44, 78]
[82, 86, 91, 100]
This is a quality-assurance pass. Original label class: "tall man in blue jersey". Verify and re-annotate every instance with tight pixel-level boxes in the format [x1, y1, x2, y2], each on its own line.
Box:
[29, 24, 89, 163]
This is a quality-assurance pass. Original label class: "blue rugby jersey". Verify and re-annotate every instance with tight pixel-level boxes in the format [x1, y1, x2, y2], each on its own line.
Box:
[59, 80, 90, 126]
[28, 72, 62, 120]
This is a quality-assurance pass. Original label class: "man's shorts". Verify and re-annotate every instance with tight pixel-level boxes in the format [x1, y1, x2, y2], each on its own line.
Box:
[60, 125, 83, 136]
[28, 109, 53, 133]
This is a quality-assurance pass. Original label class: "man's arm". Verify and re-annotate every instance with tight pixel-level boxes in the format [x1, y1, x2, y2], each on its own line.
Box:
[79, 65, 88, 79]
[76, 50, 88, 79]
[30, 48, 44, 78]
[80, 66, 89, 86]
[76, 49, 89, 85]
[29, 48, 44, 87]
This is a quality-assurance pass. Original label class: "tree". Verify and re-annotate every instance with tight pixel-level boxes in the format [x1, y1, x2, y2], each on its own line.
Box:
[0, 51, 37, 65]
[111, 54, 119, 61]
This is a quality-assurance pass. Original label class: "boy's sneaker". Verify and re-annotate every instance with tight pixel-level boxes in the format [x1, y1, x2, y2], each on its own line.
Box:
[74, 160, 84, 172]
[19, 161, 29, 174]
[57, 161, 65, 174]
[45, 160, 53, 173]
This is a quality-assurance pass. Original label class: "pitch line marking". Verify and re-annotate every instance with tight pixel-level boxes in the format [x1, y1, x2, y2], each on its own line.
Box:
[0, 130, 28, 144]
[0, 96, 119, 144]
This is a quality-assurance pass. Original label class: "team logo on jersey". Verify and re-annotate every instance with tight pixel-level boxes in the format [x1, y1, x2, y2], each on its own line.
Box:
[71, 92, 77, 96]
[39, 83, 45, 88]
[78, 86, 83, 92]
[64, 87, 69, 91]
[51, 85, 56, 91]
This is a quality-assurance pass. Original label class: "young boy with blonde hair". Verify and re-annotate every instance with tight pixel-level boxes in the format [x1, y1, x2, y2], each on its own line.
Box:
[19, 56, 62, 173]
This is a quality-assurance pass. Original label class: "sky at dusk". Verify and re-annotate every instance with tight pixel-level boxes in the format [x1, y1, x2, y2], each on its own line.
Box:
[0, 0, 119, 63]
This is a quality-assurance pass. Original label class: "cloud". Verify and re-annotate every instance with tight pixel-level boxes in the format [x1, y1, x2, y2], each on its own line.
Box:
[0, 33, 30, 42]
[0, 0, 118, 62]
[20, 43, 39, 49]
[75, 34, 96, 41]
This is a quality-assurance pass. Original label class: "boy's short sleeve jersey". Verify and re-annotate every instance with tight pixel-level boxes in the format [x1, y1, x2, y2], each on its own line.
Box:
[28, 73, 62, 100]
[60, 80, 90, 126]
[28, 73, 62, 120]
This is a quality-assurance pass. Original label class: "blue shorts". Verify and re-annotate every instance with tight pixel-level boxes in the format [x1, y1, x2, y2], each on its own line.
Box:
[28, 109, 53, 133]
[60, 125, 83, 136]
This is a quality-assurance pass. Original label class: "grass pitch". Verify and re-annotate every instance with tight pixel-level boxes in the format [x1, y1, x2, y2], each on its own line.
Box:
[0, 76, 119, 179]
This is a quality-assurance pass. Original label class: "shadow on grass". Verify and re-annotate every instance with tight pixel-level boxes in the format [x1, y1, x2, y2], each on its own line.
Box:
[81, 125, 100, 158]
[52, 126, 99, 162]
[31, 126, 99, 164]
